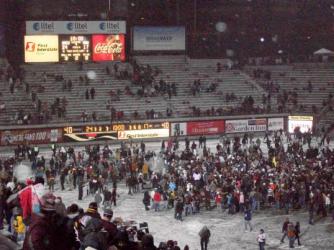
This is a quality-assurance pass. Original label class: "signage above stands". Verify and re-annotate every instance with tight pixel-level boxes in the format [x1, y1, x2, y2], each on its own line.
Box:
[26, 21, 126, 35]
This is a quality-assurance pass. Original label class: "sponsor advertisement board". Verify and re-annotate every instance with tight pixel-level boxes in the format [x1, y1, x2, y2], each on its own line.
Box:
[92, 35, 125, 61]
[26, 21, 126, 35]
[225, 119, 267, 133]
[171, 122, 187, 136]
[133, 26, 185, 51]
[117, 128, 169, 139]
[0, 128, 62, 146]
[60, 35, 91, 61]
[24, 35, 59, 62]
[268, 117, 284, 131]
[288, 116, 313, 133]
[186, 120, 225, 136]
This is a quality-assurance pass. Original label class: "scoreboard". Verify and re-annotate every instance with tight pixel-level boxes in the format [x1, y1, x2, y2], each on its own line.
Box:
[63, 122, 169, 142]
[60, 35, 91, 61]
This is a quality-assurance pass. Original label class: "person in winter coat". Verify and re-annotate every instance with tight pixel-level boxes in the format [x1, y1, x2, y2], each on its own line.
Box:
[244, 208, 253, 232]
[143, 191, 151, 211]
[175, 198, 184, 221]
[78, 202, 101, 241]
[141, 234, 158, 250]
[257, 229, 266, 250]
[94, 191, 103, 208]
[287, 222, 296, 248]
[294, 221, 301, 246]
[23, 193, 77, 250]
[280, 217, 289, 243]
[153, 191, 161, 212]
[82, 218, 108, 250]
[198, 225, 211, 250]
[101, 209, 118, 246]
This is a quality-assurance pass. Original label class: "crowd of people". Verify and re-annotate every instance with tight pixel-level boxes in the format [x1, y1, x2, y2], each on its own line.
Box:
[0, 128, 333, 249]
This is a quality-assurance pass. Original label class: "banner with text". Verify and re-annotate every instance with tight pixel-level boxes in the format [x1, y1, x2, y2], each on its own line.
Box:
[26, 21, 126, 35]
[92, 34, 125, 61]
[0, 128, 62, 146]
[133, 26, 185, 51]
[187, 120, 225, 136]
[288, 116, 313, 133]
[267, 117, 284, 131]
[225, 119, 267, 133]
[24, 35, 59, 62]
[117, 128, 169, 140]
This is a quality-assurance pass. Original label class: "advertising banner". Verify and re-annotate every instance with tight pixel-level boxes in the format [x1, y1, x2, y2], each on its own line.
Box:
[0, 128, 62, 146]
[187, 120, 225, 136]
[133, 26, 185, 51]
[225, 119, 267, 133]
[92, 34, 125, 61]
[288, 116, 313, 133]
[117, 128, 169, 139]
[24, 35, 59, 62]
[268, 117, 284, 131]
[171, 122, 187, 136]
[26, 21, 126, 35]
[60, 35, 91, 62]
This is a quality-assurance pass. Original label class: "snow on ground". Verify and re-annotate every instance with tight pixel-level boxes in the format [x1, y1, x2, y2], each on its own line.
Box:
[3, 137, 334, 249]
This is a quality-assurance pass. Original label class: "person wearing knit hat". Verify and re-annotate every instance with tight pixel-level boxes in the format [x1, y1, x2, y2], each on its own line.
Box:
[79, 202, 101, 234]
[40, 193, 56, 212]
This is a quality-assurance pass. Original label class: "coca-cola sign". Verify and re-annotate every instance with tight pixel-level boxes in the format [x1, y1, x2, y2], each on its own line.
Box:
[92, 34, 125, 61]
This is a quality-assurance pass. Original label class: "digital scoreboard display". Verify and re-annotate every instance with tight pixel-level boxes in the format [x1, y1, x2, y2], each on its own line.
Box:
[63, 122, 170, 142]
[60, 35, 91, 61]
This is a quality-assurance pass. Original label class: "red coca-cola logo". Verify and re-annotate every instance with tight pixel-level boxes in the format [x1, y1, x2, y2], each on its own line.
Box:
[92, 35, 125, 61]
[94, 42, 123, 54]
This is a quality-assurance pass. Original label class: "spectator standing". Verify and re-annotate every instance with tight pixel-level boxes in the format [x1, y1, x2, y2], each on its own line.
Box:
[280, 217, 289, 243]
[90, 87, 95, 99]
[244, 208, 253, 232]
[287, 222, 296, 248]
[257, 229, 266, 250]
[295, 221, 301, 246]
[199, 225, 211, 250]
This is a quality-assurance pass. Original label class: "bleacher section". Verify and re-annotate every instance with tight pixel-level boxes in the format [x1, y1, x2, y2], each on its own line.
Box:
[1, 56, 267, 125]
[135, 55, 266, 117]
[245, 63, 334, 129]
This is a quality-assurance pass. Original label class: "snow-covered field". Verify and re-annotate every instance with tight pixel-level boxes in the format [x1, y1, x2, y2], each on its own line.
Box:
[4, 138, 334, 250]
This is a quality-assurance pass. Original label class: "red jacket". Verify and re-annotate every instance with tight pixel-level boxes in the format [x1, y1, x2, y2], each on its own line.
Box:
[153, 192, 161, 202]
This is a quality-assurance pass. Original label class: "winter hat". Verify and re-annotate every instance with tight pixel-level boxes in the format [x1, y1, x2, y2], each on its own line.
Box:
[103, 208, 113, 217]
[142, 234, 155, 247]
[40, 193, 56, 212]
[67, 203, 79, 214]
[87, 202, 98, 213]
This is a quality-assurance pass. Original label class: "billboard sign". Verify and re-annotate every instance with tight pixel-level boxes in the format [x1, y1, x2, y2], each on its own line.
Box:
[24, 35, 59, 62]
[26, 21, 126, 35]
[117, 128, 169, 139]
[60, 35, 91, 61]
[92, 34, 125, 61]
[0, 128, 62, 146]
[268, 117, 284, 131]
[133, 26, 185, 51]
[225, 119, 267, 133]
[288, 116, 313, 133]
[171, 122, 187, 136]
[186, 120, 225, 136]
